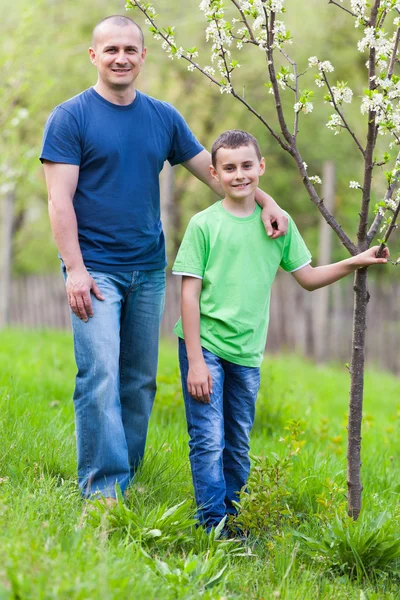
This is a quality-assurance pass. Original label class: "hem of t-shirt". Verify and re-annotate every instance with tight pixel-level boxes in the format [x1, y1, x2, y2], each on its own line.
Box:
[169, 144, 204, 167]
[287, 258, 312, 273]
[39, 154, 81, 165]
[172, 271, 203, 280]
[176, 332, 262, 368]
[83, 259, 167, 273]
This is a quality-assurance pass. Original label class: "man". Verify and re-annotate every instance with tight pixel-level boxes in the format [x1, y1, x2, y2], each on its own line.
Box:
[40, 15, 288, 501]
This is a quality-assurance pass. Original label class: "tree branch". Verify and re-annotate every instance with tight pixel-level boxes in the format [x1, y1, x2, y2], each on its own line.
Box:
[377, 197, 400, 257]
[264, 10, 356, 253]
[367, 180, 398, 243]
[388, 27, 400, 79]
[230, 0, 257, 44]
[328, 0, 358, 19]
[278, 48, 300, 139]
[322, 72, 365, 157]
[290, 147, 358, 254]
[265, 11, 294, 146]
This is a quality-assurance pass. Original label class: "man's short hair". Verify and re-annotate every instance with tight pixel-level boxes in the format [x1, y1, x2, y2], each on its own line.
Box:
[211, 130, 262, 167]
[92, 15, 144, 48]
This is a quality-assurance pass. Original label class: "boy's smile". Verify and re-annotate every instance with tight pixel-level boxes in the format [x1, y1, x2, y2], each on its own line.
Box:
[210, 145, 265, 212]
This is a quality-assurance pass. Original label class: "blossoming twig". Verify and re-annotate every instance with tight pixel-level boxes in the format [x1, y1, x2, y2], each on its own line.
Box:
[328, 0, 359, 20]
[377, 197, 400, 257]
[129, 0, 290, 151]
[230, 0, 257, 45]
[322, 71, 365, 157]
[387, 26, 400, 78]
[278, 47, 300, 138]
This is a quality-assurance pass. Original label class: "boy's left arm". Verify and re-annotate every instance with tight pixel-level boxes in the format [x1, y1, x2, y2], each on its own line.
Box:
[292, 246, 389, 291]
[183, 149, 288, 238]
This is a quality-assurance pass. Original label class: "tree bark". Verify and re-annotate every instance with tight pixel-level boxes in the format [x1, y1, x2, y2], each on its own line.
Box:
[347, 267, 369, 519]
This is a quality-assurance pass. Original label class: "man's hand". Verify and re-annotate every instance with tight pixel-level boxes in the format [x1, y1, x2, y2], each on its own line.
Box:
[187, 360, 213, 404]
[66, 266, 104, 321]
[353, 245, 390, 267]
[261, 203, 288, 239]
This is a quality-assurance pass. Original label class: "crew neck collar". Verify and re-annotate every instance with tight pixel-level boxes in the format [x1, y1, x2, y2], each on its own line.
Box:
[89, 87, 141, 110]
[218, 200, 260, 222]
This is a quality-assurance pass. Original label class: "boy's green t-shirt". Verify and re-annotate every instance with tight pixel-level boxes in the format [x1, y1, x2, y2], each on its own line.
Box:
[173, 201, 311, 367]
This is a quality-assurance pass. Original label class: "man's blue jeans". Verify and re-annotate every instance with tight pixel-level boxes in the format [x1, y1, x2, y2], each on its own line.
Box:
[178, 338, 260, 529]
[63, 266, 165, 498]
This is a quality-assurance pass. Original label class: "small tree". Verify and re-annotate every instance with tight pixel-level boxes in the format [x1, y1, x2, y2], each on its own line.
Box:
[128, 0, 400, 519]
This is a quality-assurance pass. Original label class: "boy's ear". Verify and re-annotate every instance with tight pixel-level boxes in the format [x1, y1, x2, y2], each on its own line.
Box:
[259, 157, 266, 176]
[210, 164, 219, 181]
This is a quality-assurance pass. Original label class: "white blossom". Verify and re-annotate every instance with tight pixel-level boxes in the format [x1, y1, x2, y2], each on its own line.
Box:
[220, 83, 233, 94]
[309, 175, 322, 184]
[294, 101, 313, 114]
[203, 66, 216, 76]
[386, 198, 398, 211]
[319, 61, 334, 73]
[326, 114, 343, 134]
[331, 85, 353, 105]
[349, 181, 361, 189]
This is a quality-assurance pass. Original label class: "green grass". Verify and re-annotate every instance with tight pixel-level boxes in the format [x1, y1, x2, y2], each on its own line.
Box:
[1, 329, 400, 599]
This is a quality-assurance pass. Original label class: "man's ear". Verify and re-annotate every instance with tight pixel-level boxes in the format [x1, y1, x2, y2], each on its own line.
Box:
[89, 47, 96, 65]
[259, 157, 266, 176]
[210, 164, 219, 181]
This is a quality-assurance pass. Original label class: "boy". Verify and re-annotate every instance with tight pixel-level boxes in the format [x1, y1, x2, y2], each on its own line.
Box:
[172, 130, 388, 531]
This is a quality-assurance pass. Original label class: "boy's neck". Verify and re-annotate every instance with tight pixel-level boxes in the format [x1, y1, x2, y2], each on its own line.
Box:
[222, 195, 257, 217]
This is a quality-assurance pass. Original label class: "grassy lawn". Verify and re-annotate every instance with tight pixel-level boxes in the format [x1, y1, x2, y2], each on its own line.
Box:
[1, 329, 400, 599]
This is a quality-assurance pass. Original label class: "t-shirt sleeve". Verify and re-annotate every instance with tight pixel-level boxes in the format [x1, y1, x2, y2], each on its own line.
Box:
[40, 107, 81, 165]
[280, 216, 312, 272]
[172, 218, 208, 278]
[167, 106, 204, 166]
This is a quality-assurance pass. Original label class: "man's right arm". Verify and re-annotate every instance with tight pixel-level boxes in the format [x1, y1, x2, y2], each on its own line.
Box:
[43, 161, 104, 321]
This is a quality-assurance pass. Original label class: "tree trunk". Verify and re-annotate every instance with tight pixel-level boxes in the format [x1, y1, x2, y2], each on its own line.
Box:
[347, 267, 369, 519]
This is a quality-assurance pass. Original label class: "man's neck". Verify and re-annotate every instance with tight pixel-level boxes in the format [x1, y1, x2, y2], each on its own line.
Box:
[222, 195, 257, 217]
[93, 81, 136, 106]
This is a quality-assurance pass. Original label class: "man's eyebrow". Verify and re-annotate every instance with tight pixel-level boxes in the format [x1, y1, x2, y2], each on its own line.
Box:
[103, 44, 139, 50]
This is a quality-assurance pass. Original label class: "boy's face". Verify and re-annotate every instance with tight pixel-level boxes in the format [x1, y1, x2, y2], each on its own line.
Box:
[210, 144, 265, 201]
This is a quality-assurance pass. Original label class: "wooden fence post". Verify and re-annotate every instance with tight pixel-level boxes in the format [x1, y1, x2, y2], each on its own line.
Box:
[160, 161, 175, 264]
[0, 188, 14, 329]
[313, 161, 335, 362]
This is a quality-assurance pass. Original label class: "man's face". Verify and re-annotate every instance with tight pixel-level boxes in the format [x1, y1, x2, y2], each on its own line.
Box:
[210, 145, 265, 201]
[89, 23, 146, 90]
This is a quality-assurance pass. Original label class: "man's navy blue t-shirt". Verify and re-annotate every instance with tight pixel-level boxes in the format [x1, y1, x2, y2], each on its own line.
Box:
[40, 88, 204, 272]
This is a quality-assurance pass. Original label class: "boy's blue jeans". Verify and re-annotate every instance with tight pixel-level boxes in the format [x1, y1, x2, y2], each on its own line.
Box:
[178, 338, 260, 529]
[63, 266, 165, 498]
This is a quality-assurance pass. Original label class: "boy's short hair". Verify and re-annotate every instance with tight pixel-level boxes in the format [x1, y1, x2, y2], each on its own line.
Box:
[211, 130, 262, 167]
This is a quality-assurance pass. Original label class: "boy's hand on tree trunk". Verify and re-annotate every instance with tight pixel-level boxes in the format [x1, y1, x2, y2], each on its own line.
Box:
[187, 360, 213, 403]
[354, 245, 390, 267]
